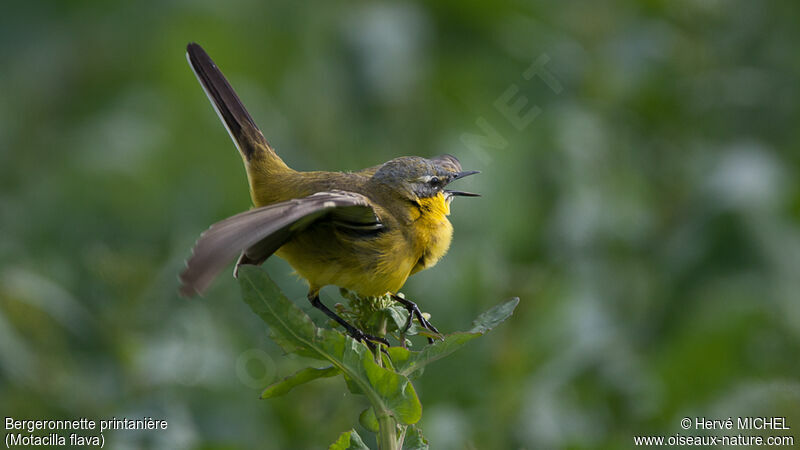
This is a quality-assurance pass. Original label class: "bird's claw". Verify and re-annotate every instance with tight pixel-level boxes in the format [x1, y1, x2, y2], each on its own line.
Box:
[391, 294, 444, 345]
[349, 328, 390, 349]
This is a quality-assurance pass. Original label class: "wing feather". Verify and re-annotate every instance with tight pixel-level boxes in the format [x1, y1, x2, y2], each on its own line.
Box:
[179, 191, 380, 297]
[186, 42, 277, 162]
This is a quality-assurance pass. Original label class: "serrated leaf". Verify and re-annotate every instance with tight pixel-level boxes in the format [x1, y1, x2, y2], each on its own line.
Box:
[329, 429, 370, 450]
[391, 298, 520, 377]
[470, 297, 520, 333]
[238, 266, 422, 425]
[403, 425, 428, 450]
[268, 329, 326, 360]
[261, 366, 339, 399]
[393, 333, 477, 377]
[238, 265, 316, 350]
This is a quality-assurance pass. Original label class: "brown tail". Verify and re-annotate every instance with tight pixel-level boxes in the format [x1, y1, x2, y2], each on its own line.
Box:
[186, 43, 289, 171]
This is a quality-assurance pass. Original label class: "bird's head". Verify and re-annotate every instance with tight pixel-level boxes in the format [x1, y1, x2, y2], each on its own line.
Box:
[371, 155, 480, 207]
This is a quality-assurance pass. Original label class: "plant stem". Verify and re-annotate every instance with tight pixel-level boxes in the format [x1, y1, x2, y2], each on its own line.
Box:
[352, 292, 398, 449]
[377, 412, 398, 450]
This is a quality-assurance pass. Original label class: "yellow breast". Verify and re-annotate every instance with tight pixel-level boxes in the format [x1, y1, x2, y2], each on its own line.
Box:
[410, 192, 454, 274]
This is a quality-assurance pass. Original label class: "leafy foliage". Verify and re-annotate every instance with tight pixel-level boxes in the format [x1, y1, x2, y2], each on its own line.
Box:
[238, 265, 517, 448]
[261, 365, 339, 399]
[402, 426, 429, 450]
[238, 266, 423, 425]
[330, 429, 370, 450]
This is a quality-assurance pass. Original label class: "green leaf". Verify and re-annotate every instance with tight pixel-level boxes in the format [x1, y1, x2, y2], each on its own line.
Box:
[329, 429, 370, 450]
[343, 373, 364, 395]
[403, 425, 428, 450]
[386, 346, 412, 367]
[470, 297, 520, 333]
[238, 265, 422, 425]
[359, 407, 380, 433]
[268, 329, 326, 360]
[384, 306, 409, 332]
[238, 265, 317, 349]
[362, 354, 421, 424]
[390, 298, 520, 377]
[261, 366, 339, 399]
[392, 333, 478, 377]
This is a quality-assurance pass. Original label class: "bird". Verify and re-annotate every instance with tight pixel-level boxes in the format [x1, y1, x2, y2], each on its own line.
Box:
[179, 43, 479, 345]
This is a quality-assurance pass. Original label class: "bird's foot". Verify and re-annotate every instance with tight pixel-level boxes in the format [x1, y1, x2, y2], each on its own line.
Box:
[309, 293, 390, 350]
[348, 327, 390, 348]
[391, 294, 444, 344]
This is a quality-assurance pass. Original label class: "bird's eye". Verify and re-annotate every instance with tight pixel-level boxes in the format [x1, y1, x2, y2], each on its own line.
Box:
[429, 176, 441, 186]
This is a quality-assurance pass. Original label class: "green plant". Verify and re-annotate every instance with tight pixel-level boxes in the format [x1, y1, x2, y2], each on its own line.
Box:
[238, 265, 519, 449]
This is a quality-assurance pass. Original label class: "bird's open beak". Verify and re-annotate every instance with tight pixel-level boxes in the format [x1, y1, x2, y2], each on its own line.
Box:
[444, 190, 481, 197]
[445, 170, 481, 198]
[452, 170, 480, 181]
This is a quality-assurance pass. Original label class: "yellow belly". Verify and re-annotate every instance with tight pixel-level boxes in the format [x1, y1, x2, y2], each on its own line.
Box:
[274, 192, 454, 297]
[276, 226, 416, 297]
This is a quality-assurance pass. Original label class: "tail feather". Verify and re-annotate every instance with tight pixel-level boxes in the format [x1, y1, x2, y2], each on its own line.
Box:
[186, 42, 286, 168]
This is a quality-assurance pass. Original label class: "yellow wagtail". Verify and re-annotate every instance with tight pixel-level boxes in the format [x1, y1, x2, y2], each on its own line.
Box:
[180, 43, 479, 344]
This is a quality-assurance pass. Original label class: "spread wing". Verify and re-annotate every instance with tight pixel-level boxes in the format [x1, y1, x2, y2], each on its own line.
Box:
[179, 191, 382, 297]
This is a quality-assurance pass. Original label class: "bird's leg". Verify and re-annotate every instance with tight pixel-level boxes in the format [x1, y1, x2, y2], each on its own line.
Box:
[391, 294, 443, 344]
[308, 293, 390, 348]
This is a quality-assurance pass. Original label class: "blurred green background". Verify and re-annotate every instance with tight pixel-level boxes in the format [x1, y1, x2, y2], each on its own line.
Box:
[2, 1, 799, 448]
